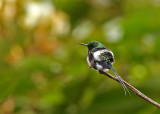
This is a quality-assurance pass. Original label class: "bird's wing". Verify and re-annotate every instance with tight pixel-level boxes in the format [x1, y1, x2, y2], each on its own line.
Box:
[99, 51, 114, 63]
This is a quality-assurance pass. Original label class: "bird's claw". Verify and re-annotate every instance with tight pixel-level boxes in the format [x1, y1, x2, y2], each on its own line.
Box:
[98, 70, 103, 74]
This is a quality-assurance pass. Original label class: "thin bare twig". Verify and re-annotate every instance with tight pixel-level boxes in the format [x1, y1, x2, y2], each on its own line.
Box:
[98, 70, 160, 109]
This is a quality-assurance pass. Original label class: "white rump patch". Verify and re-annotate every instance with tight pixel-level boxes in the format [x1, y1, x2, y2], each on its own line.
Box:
[96, 63, 103, 70]
[93, 49, 113, 61]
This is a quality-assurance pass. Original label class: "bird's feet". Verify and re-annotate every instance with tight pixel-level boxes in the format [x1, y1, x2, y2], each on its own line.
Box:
[98, 70, 103, 74]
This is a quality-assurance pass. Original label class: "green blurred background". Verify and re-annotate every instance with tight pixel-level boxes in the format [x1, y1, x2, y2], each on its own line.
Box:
[1, 0, 160, 113]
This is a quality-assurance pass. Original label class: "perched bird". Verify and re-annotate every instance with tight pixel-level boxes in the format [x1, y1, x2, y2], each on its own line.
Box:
[78, 41, 130, 95]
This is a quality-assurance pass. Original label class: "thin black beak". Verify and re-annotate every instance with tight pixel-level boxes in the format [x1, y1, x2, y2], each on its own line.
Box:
[77, 43, 88, 46]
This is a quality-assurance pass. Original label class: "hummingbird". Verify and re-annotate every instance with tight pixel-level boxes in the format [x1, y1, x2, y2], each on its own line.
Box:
[78, 41, 130, 95]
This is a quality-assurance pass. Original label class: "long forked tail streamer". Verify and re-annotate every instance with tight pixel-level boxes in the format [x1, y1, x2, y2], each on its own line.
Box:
[108, 63, 131, 95]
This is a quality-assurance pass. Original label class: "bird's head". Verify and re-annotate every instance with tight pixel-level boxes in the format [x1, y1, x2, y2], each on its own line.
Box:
[78, 41, 104, 51]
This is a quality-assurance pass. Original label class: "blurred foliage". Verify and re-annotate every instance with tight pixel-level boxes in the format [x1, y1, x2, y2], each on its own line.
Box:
[0, 0, 160, 113]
